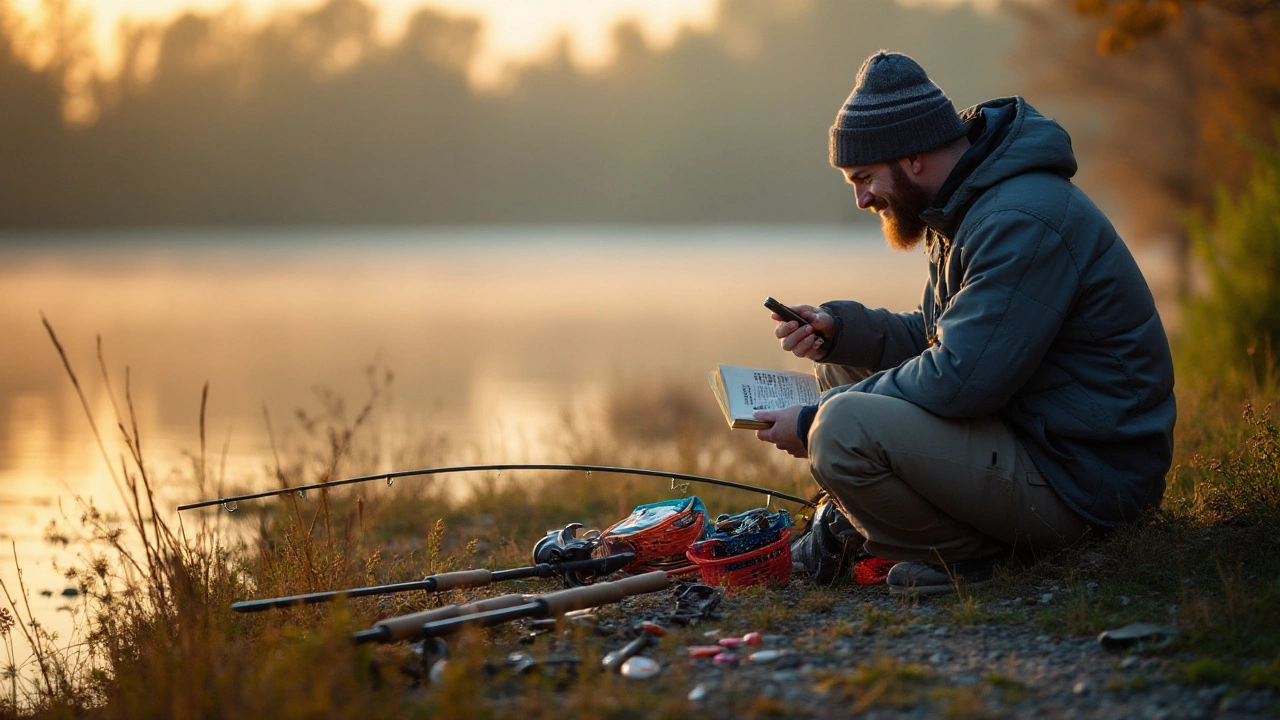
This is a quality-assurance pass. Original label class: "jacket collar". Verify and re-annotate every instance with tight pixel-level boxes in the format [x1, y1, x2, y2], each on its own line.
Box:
[919, 96, 1076, 240]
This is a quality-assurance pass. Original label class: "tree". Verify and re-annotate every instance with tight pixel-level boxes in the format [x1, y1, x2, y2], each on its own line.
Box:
[0, 0, 70, 225]
[1180, 137, 1280, 379]
[1017, 0, 1280, 296]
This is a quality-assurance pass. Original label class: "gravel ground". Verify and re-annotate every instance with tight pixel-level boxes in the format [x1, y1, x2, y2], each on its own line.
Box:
[479, 577, 1279, 719]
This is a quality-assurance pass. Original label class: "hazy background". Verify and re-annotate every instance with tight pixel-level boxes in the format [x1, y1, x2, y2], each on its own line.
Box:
[0, 0, 1020, 227]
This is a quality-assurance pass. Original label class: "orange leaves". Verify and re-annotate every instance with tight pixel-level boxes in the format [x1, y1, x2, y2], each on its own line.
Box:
[1072, 0, 1199, 53]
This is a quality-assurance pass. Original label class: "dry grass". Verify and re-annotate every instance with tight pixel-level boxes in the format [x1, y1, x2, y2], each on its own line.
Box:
[3, 317, 1279, 717]
[0, 321, 819, 718]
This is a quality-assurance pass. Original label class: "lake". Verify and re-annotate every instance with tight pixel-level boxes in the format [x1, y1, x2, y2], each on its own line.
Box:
[0, 223, 1174, 659]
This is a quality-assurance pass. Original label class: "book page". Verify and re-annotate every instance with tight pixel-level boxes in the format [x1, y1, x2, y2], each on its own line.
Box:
[707, 370, 733, 426]
[717, 365, 819, 420]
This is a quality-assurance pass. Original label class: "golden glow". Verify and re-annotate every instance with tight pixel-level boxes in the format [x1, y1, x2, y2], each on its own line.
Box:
[11, 0, 720, 85]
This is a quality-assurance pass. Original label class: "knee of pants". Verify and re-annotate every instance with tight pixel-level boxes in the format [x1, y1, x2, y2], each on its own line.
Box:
[809, 392, 878, 487]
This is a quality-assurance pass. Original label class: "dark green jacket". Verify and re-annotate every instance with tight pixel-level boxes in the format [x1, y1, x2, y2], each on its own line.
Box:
[815, 97, 1176, 527]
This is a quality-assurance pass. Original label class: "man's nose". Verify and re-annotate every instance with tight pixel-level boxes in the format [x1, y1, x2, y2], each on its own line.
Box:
[855, 188, 875, 209]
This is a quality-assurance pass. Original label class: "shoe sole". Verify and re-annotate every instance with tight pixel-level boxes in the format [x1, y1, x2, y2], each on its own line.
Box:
[887, 579, 991, 596]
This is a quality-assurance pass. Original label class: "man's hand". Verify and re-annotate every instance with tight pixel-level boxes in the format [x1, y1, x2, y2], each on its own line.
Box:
[772, 305, 835, 361]
[753, 405, 808, 458]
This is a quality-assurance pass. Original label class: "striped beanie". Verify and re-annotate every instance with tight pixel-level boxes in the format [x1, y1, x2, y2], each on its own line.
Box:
[829, 51, 966, 167]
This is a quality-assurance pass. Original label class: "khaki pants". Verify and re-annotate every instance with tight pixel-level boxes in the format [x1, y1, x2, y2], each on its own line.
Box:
[807, 364, 1092, 563]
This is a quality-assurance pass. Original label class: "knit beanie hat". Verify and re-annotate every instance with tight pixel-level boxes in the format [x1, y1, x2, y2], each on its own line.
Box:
[829, 51, 966, 167]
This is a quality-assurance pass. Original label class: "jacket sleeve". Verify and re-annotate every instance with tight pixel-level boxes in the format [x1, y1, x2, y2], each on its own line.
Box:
[852, 210, 1079, 418]
[819, 299, 930, 371]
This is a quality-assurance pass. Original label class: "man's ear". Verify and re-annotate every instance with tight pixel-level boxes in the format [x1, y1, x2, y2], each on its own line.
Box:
[905, 154, 926, 176]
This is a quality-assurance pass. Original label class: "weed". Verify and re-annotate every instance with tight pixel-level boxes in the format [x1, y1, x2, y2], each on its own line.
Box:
[932, 685, 992, 719]
[862, 604, 911, 629]
[814, 656, 932, 710]
[795, 587, 840, 615]
[1242, 657, 1280, 689]
[945, 595, 986, 626]
[1182, 657, 1237, 685]
[984, 671, 1030, 702]
[816, 619, 856, 640]
[734, 586, 796, 630]
[1106, 674, 1152, 692]
[743, 693, 789, 717]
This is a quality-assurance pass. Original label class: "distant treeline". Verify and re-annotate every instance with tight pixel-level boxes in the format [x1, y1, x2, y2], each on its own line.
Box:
[0, 0, 1015, 227]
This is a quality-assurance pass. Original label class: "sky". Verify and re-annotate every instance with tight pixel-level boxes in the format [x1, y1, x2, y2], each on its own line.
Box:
[11, 0, 723, 84]
[10, 0, 993, 85]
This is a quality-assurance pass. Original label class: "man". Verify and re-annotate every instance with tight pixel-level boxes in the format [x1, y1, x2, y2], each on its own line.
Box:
[754, 51, 1176, 594]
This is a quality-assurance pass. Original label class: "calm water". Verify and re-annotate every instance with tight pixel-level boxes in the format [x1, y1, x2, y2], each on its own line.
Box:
[0, 224, 1172, 659]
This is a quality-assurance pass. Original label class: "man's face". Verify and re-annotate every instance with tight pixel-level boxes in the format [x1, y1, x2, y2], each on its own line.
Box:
[841, 161, 934, 251]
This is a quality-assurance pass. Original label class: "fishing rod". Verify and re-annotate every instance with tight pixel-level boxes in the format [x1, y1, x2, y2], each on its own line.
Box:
[176, 463, 816, 512]
[231, 553, 635, 613]
[351, 570, 671, 645]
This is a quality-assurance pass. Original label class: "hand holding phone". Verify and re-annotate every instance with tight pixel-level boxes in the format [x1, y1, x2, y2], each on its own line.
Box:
[764, 297, 825, 340]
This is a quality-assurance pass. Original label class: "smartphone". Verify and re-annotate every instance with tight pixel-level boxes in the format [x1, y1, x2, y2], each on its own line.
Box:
[764, 296, 824, 339]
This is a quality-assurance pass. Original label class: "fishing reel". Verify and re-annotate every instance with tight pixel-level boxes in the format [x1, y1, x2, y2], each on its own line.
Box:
[532, 523, 610, 586]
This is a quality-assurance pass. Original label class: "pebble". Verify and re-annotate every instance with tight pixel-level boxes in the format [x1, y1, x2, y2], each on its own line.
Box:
[687, 684, 708, 702]
[620, 656, 660, 679]
[428, 660, 449, 687]
[747, 650, 788, 664]
[1072, 680, 1090, 695]
[1039, 592, 1054, 604]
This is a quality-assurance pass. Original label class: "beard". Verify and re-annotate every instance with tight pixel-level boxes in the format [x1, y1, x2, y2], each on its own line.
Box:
[878, 162, 935, 251]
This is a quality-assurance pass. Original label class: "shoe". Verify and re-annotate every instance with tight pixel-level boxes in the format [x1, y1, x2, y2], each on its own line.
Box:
[790, 499, 863, 585]
[885, 557, 996, 595]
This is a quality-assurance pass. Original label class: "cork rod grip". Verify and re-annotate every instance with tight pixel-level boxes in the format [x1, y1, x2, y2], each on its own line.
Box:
[372, 593, 527, 642]
[429, 569, 493, 591]
[539, 571, 670, 616]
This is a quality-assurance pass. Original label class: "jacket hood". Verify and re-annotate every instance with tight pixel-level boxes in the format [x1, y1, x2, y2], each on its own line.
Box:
[924, 97, 1078, 237]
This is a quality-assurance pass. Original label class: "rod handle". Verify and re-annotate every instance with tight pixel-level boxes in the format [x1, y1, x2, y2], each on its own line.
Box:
[371, 593, 527, 642]
[430, 569, 493, 591]
[539, 571, 669, 616]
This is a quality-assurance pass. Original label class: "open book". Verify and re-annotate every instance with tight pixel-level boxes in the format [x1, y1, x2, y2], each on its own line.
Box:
[708, 364, 820, 430]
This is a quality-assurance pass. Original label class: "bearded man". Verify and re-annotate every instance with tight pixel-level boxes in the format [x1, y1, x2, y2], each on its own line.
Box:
[753, 51, 1176, 593]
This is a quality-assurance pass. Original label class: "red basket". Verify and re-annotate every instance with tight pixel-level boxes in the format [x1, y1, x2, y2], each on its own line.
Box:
[685, 528, 792, 587]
